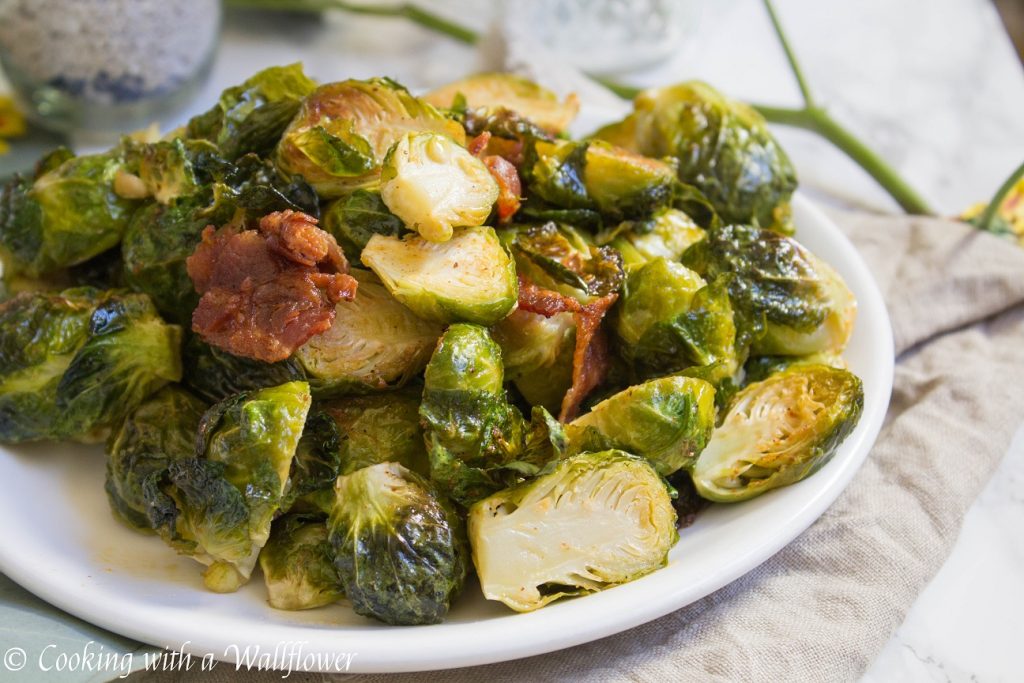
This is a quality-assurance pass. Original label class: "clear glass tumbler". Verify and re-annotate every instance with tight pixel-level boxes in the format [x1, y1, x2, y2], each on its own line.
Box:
[0, 0, 221, 135]
[500, 0, 699, 75]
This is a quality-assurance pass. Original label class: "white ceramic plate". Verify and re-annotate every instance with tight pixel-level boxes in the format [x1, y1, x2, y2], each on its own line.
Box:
[0, 193, 893, 674]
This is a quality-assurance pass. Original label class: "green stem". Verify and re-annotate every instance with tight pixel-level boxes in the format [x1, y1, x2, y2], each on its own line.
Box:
[594, 77, 641, 101]
[762, 0, 815, 107]
[977, 160, 1024, 232]
[226, 0, 478, 45]
[754, 105, 932, 214]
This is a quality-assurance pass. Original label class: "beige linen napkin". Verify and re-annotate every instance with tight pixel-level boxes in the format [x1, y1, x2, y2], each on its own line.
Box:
[133, 211, 1024, 683]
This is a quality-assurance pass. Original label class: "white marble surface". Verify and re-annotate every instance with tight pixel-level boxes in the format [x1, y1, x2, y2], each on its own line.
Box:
[11, 0, 1024, 679]
[862, 426, 1024, 682]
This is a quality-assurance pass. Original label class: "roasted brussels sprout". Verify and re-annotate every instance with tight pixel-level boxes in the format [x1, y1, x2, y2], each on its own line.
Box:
[65, 247, 125, 291]
[424, 72, 579, 135]
[510, 222, 623, 298]
[117, 138, 221, 205]
[320, 190, 406, 264]
[0, 288, 182, 443]
[166, 381, 311, 592]
[182, 335, 306, 404]
[380, 132, 498, 242]
[525, 139, 677, 223]
[186, 63, 317, 160]
[0, 288, 93, 441]
[593, 81, 797, 232]
[682, 223, 855, 356]
[666, 468, 709, 528]
[275, 78, 465, 199]
[469, 450, 677, 612]
[605, 207, 706, 268]
[259, 513, 345, 610]
[743, 351, 846, 384]
[59, 293, 183, 442]
[420, 323, 519, 505]
[293, 270, 442, 396]
[691, 364, 863, 502]
[612, 257, 738, 379]
[0, 149, 140, 277]
[321, 390, 429, 477]
[361, 226, 517, 326]
[565, 376, 716, 476]
[420, 324, 561, 506]
[104, 385, 207, 532]
[121, 194, 223, 325]
[491, 308, 575, 412]
[328, 462, 468, 625]
[282, 409, 343, 513]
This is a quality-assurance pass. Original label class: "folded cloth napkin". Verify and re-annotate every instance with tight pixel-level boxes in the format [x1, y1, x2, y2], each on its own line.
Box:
[115, 209, 1024, 683]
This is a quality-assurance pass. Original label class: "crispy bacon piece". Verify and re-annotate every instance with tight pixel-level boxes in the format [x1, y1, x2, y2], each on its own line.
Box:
[469, 132, 522, 223]
[467, 132, 489, 157]
[187, 210, 357, 363]
[517, 276, 617, 422]
[562, 301, 615, 422]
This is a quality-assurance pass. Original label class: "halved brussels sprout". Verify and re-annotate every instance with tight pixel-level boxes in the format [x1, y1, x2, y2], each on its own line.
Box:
[186, 63, 317, 160]
[321, 390, 429, 477]
[0, 288, 182, 443]
[592, 81, 797, 232]
[166, 381, 311, 592]
[328, 462, 468, 625]
[491, 308, 575, 413]
[526, 140, 677, 222]
[743, 351, 846, 385]
[420, 323, 562, 506]
[691, 364, 863, 502]
[424, 72, 579, 134]
[469, 450, 677, 612]
[259, 513, 345, 610]
[612, 257, 738, 380]
[380, 132, 498, 242]
[606, 207, 706, 268]
[682, 223, 856, 356]
[361, 226, 517, 326]
[565, 376, 716, 476]
[104, 386, 207, 533]
[0, 149, 140, 277]
[294, 270, 442, 395]
[275, 78, 465, 199]
[320, 190, 406, 264]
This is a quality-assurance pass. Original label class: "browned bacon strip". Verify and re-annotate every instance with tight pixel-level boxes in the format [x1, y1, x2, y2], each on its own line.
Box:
[517, 276, 617, 421]
[187, 210, 357, 363]
[469, 132, 522, 224]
